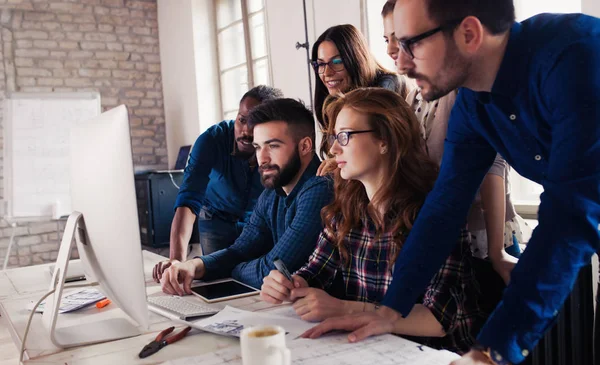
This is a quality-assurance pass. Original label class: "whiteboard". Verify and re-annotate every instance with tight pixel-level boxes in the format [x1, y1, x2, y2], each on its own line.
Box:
[4, 92, 101, 219]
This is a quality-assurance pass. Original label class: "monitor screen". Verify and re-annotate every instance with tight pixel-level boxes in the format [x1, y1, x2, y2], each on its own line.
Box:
[174, 145, 192, 170]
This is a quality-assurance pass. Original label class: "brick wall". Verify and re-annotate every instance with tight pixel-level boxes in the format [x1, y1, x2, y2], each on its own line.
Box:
[0, 0, 166, 268]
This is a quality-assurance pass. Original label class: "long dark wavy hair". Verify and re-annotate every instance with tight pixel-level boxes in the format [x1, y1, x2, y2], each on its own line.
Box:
[321, 88, 438, 263]
[311, 24, 407, 147]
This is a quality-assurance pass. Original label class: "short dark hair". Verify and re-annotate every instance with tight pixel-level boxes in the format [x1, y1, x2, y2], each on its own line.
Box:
[381, 1, 395, 17]
[425, 0, 515, 34]
[241, 85, 284, 103]
[247, 98, 315, 145]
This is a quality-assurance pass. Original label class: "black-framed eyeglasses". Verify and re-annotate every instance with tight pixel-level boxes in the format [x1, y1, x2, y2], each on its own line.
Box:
[311, 58, 345, 74]
[399, 20, 462, 60]
[327, 130, 374, 147]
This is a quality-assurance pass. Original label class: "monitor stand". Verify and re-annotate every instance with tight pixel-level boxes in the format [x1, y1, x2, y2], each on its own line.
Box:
[42, 211, 140, 348]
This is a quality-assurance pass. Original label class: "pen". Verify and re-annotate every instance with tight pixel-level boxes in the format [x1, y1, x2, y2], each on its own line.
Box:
[273, 257, 294, 283]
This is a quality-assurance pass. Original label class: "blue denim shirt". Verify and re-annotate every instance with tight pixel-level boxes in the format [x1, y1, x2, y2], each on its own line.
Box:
[174, 121, 264, 226]
[200, 156, 334, 289]
[382, 13, 600, 364]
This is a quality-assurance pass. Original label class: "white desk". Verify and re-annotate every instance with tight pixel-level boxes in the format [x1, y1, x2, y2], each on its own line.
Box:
[0, 251, 278, 364]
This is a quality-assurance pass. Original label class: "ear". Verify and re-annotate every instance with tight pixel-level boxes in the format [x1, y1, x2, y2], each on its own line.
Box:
[379, 140, 388, 155]
[454, 16, 484, 55]
[299, 136, 313, 156]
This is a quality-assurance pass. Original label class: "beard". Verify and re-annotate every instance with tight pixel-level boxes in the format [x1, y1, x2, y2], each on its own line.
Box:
[409, 38, 470, 102]
[259, 147, 302, 190]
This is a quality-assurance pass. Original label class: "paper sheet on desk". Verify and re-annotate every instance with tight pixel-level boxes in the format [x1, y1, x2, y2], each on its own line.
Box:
[27, 288, 105, 313]
[162, 333, 461, 365]
[189, 305, 313, 341]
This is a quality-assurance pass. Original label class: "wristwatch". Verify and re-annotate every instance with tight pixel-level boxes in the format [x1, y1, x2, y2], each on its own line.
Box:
[472, 343, 512, 365]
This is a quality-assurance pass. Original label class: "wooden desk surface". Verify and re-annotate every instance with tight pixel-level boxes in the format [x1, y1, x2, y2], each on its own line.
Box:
[0, 251, 279, 364]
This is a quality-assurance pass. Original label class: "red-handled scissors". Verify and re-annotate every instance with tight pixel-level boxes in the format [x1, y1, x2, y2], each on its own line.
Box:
[138, 326, 192, 358]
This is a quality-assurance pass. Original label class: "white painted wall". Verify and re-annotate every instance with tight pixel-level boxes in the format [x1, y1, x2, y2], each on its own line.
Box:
[515, 0, 580, 20]
[264, 0, 314, 106]
[582, 0, 600, 17]
[158, 0, 201, 168]
[158, 0, 221, 168]
[191, 0, 221, 134]
[265, 0, 364, 106]
[365, 0, 395, 71]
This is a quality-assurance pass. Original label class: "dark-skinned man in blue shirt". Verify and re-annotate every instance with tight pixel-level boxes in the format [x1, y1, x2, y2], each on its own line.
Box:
[301, 1, 600, 364]
[153, 85, 283, 283]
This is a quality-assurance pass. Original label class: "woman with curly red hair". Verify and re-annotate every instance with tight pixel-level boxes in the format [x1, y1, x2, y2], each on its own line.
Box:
[260, 88, 485, 354]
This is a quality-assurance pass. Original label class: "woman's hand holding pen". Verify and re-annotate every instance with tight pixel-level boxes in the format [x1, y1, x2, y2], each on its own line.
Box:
[260, 270, 308, 304]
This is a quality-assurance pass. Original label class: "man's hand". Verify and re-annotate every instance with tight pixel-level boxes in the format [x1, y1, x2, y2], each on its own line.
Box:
[160, 259, 198, 296]
[153, 259, 175, 283]
[260, 271, 308, 304]
[301, 305, 401, 342]
[450, 349, 498, 365]
[316, 158, 337, 176]
[290, 287, 350, 322]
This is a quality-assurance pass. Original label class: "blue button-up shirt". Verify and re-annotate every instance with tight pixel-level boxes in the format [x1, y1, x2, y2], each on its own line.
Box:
[200, 156, 334, 289]
[174, 121, 264, 225]
[382, 13, 600, 364]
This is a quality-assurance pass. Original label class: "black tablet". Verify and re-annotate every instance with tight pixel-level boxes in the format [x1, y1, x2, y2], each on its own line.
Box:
[190, 279, 259, 303]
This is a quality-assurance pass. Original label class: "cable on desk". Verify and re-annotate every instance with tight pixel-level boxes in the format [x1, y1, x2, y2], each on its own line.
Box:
[168, 172, 180, 190]
[19, 282, 99, 364]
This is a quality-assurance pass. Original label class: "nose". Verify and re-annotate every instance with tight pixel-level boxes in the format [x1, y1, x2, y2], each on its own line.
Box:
[323, 64, 335, 77]
[257, 147, 270, 166]
[396, 49, 413, 75]
[329, 139, 342, 155]
[240, 123, 250, 136]
[387, 43, 399, 61]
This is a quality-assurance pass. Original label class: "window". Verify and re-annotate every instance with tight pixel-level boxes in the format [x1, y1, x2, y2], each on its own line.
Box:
[215, 0, 270, 120]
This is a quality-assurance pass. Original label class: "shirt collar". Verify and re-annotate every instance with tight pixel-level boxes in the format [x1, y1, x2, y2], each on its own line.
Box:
[275, 155, 321, 203]
[489, 21, 526, 98]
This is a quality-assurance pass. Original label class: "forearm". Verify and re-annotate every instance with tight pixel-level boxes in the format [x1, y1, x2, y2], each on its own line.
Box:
[389, 304, 445, 337]
[480, 173, 506, 261]
[190, 258, 206, 279]
[169, 207, 197, 261]
[343, 300, 370, 315]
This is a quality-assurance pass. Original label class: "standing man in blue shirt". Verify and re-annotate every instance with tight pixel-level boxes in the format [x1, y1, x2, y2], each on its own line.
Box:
[160, 98, 333, 291]
[152, 85, 283, 282]
[303, 1, 600, 364]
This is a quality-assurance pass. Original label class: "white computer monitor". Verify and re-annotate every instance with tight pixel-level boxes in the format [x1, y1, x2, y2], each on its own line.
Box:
[42, 105, 149, 348]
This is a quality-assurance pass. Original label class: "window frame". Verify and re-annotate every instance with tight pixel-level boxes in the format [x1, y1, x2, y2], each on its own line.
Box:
[213, 0, 271, 120]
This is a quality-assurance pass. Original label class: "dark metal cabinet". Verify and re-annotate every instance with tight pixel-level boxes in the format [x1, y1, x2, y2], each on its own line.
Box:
[135, 171, 198, 248]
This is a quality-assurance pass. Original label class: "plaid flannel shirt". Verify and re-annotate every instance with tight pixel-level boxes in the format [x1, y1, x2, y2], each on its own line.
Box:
[295, 219, 485, 354]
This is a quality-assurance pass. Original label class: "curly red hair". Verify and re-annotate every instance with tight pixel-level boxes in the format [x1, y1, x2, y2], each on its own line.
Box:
[321, 87, 439, 263]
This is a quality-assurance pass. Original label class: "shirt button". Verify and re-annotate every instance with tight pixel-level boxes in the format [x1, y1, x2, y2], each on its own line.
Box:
[492, 352, 505, 362]
[534, 155, 542, 161]
[522, 349, 530, 357]
[509, 114, 517, 121]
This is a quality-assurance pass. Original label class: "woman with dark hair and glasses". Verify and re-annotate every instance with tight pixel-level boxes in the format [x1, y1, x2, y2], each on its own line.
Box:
[311, 24, 409, 157]
[260, 88, 486, 354]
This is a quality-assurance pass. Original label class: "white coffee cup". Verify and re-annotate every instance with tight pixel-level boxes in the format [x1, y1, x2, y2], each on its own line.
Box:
[240, 325, 291, 365]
